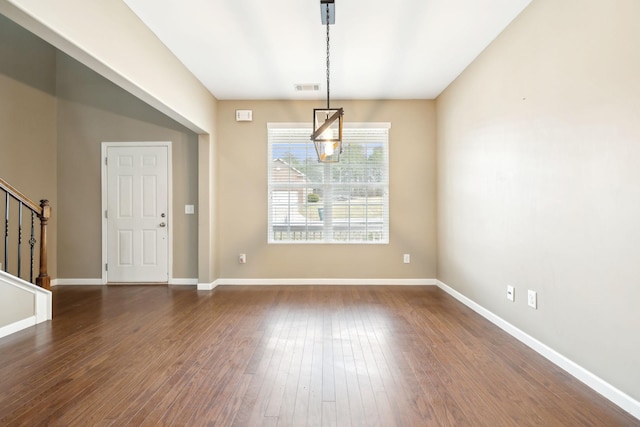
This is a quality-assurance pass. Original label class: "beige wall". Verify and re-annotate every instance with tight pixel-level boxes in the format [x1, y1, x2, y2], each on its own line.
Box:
[0, 282, 34, 328]
[218, 100, 436, 279]
[0, 0, 215, 134]
[0, 14, 57, 279]
[1, 15, 200, 281]
[56, 52, 199, 279]
[1, 0, 219, 283]
[0, 15, 51, 327]
[437, 0, 640, 401]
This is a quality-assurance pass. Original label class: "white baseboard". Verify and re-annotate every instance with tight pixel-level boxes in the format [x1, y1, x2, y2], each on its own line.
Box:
[0, 271, 51, 338]
[54, 278, 198, 286]
[35, 290, 51, 323]
[197, 280, 218, 291]
[0, 316, 36, 339]
[436, 280, 640, 420]
[53, 278, 104, 286]
[170, 278, 198, 286]
[196, 278, 434, 290]
[53, 278, 435, 288]
[213, 278, 436, 286]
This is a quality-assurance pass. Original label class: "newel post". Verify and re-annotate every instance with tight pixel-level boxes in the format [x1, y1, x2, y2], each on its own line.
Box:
[35, 199, 51, 290]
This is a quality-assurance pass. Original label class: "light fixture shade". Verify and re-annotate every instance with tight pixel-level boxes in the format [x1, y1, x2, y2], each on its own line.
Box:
[311, 108, 344, 162]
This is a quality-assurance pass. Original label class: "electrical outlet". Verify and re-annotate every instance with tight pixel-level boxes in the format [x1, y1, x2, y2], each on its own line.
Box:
[527, 290, 537, 309]
[403, 254, 410, 264]
[238, 254, 246, 264]
[506, 285, 515, 302]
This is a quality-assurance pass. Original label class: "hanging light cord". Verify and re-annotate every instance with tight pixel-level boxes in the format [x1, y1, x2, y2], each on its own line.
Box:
[326, 4, 331, 109]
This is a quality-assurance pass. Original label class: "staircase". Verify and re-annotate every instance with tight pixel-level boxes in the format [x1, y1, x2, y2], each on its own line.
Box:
[0, 178, 52, 339]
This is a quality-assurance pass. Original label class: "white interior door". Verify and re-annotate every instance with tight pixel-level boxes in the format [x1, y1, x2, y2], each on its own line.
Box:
[106, 145, 169, 282]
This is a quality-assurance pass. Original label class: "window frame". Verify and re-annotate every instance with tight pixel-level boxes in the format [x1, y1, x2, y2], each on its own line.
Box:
[267, 122, 390, 244]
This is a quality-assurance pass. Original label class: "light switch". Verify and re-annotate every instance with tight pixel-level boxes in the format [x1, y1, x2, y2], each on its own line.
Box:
[185, 204, 195, 214]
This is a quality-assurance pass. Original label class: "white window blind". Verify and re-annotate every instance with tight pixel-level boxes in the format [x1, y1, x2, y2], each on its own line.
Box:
[268, 123, 390, 244]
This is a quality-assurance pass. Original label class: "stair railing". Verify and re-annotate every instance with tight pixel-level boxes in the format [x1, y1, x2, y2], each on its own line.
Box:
[0, 177, 51, 290]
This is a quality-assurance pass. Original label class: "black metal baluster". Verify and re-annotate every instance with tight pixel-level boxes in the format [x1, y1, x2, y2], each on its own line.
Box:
[18, 201, 23, 278]
[4, 193, 8, 272]
[30, 211, 36, 283]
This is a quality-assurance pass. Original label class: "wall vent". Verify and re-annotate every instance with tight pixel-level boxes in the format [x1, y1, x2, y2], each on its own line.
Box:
[294, 83, 320, 92]
[235, 110, 253, 121]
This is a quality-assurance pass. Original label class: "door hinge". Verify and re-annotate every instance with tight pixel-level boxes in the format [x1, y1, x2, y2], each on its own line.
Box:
[105, 210, 108, 219]
[105, 157, 108, 166]
[105, 263, 108, 271]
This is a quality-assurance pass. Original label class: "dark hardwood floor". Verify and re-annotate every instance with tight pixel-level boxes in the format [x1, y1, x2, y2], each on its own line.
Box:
[0, 285, 637, 426]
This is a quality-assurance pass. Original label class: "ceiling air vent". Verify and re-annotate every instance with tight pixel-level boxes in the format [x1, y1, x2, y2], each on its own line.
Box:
[294, 83, 320, 92]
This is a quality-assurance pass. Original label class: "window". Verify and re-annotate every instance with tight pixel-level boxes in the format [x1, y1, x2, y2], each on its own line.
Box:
[268, 123, 390, 244]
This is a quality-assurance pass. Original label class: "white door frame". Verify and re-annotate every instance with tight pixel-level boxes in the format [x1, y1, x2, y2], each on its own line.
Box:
[101, 141, 173, 284]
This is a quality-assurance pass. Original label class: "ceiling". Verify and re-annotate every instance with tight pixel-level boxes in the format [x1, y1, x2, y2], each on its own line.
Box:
[121, 0, 532, 100]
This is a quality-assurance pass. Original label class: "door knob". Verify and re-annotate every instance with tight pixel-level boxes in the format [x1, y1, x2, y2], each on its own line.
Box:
[159, 222, 166, 227]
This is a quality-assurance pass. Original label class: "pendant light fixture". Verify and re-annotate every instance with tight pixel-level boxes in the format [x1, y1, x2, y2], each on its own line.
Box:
[311, 0, 344, 163]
